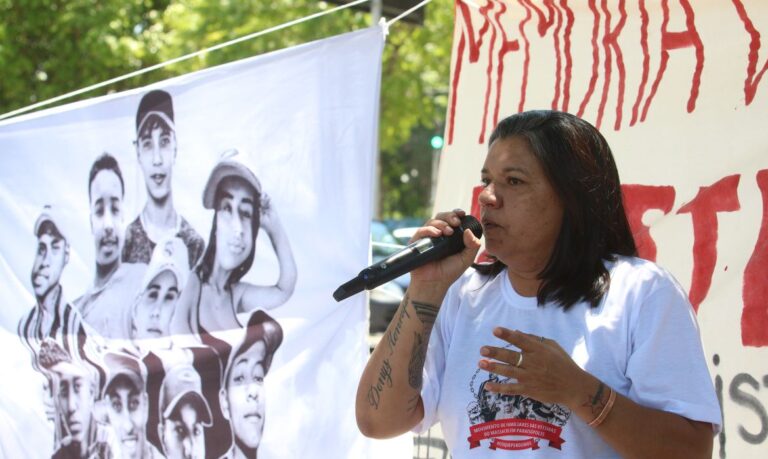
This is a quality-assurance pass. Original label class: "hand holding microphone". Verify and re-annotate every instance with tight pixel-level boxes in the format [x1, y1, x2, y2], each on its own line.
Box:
[333, 210, 483, 301]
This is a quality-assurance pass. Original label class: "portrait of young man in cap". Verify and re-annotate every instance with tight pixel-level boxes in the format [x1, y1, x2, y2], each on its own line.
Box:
[218, 310, 283, 459]
[75, 152, 144, 340]
[123, 89, 205, 269]
[101, 351, 162, 459]
[18, 205, 91, 372]
[37, 339, 112, 459]
[158, 362, 213, 459]
[128, 236, 189, 355]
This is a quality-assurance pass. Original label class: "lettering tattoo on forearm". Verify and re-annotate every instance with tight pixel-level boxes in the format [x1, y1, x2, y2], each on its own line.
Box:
[367, 359, 394, 409]
[582, 381, 608, 416]
[386, 294, 412, 354]
[372, 295, 438, 408]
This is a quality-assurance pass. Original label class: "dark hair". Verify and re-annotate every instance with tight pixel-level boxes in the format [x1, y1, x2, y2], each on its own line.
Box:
[474, 110, 636, 309]
[137, 116, 174, 141]
[88, 152, 125, 200]
[196, 177, 262, 288]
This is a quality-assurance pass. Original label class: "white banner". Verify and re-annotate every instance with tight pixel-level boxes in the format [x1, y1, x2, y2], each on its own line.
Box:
[0, 26, 383, 458]
[436, 1, 767, 457]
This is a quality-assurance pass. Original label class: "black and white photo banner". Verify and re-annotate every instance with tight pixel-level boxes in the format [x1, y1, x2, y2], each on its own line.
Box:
[0, 26, 383, 459]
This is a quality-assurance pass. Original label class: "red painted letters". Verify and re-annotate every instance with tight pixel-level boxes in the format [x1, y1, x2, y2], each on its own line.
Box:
[732, 0, 768, 105]
[677, 175, 741, 312]
[621, 184, 676, 261]
[741, 170, 768, 346]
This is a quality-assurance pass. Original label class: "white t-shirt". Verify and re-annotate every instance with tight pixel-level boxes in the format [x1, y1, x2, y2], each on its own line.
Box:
[416, 256, 721, 458]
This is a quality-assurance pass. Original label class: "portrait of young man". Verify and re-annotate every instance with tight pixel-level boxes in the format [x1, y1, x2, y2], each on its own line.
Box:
[219, 310, 283, 459]
[158, 362, 213, 459]
[122, 89, 204, 269]
[101, 351, 162, 459]
[128, 236, 189, 355]
[18, 205, 91, 372]
[75, 152, 144, 340]
[37, 339, 111, 459]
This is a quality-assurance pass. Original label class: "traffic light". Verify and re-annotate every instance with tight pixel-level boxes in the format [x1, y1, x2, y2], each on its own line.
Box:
[430, 134, 444, 149]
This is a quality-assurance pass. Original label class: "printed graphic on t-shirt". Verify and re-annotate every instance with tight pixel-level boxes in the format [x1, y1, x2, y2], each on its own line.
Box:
[467, 367, 571, 451]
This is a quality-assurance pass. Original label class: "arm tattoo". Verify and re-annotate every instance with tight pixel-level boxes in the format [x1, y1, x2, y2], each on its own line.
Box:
[591, 382, 605, 406]
[412, 300, 438, 328]
[406, 393, 420, 414]
[366, 359, 394, 409]
[582, 381, 608, 416]
[386, 294, 412, 354]
[407, 298, 437, 389]
[408, 332, 427, 389]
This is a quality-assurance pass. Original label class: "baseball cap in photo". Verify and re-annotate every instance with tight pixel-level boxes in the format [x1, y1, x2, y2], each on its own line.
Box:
[37, 338, 72, 371]
[34, 204, 70, 243]
[224, 310, 283, 385]
[135, 89, 175, 134]
[140, 237, 189, 292]
[102, 351, 145, 398]
[37, 338, 93, 382]
[159, 363, 212, 426]
[202, 149, 262, 209]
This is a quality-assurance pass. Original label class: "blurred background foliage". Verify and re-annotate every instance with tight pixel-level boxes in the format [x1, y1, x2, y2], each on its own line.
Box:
[0, 0, 454, 222]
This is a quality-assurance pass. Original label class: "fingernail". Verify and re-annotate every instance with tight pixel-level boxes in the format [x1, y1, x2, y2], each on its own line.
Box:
[479, 360, 489, 369]
[480, 347, 490, 356]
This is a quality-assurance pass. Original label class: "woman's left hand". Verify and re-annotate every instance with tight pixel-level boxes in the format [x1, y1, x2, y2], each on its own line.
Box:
[259, 193, 278, 232]
[479, 328, 596, 409]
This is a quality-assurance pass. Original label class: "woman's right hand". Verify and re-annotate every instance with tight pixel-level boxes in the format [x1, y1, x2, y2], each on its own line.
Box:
[408, 209, 482, 293]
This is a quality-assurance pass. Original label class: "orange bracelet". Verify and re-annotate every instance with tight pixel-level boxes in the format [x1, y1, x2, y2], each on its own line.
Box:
[588, 387, 616, 428]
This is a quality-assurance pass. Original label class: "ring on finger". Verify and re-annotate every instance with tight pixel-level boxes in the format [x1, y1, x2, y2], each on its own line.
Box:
[515, 352, 524, 368]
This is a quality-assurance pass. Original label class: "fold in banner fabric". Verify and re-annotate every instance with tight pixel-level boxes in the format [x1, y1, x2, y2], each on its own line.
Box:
[0, 26, 383, 459]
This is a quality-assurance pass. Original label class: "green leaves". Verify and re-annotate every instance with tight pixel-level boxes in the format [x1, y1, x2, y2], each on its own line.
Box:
[1, 0, 454, 218]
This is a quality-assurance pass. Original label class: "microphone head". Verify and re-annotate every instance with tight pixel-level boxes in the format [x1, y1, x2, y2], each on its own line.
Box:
[333, 275, 366, 302]
[459, 215, 483, 239]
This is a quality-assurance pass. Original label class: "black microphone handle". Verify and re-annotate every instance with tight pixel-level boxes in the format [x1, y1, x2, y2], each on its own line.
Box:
[332, 235, 458, 302]
[333, 215, 482, 302]
[358, 233, 463, 291]
[359, 214, 481, 291]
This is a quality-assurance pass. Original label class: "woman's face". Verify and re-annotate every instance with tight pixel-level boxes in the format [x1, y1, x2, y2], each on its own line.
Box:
[215, 177, 256, 272]
[478, 135, 564, 274]
[134, 270, 178, 340]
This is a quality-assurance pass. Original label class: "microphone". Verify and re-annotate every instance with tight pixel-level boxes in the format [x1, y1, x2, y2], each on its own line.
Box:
[333, 215, 483, 302]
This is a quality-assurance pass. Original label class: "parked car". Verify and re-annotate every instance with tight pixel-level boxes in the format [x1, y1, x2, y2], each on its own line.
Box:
[391, 226, 420, 246]
[382, 217, 423, 244]
[369, 221, 410, 333]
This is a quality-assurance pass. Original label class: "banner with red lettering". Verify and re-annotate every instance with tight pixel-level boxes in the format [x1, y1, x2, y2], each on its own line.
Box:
[0, 27, 386, 458]
[435, 1, 767, 457]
